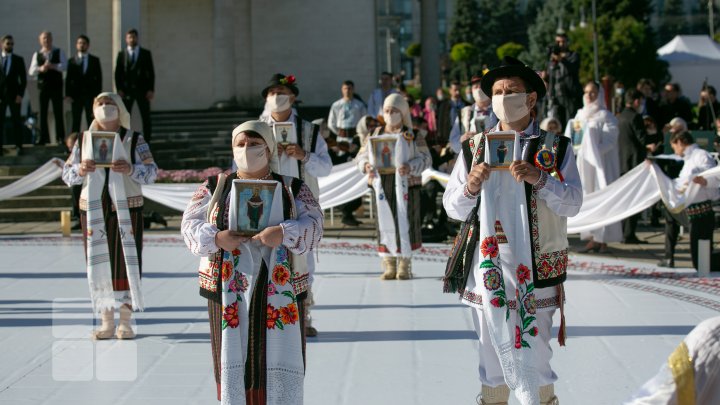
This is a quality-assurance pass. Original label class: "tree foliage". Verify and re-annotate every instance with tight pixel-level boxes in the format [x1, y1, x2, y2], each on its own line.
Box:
[658, 0, 687, 45]
[496, 42, 525, 61]
[524, 0, 573, 68]
[405, 42, 421, 58]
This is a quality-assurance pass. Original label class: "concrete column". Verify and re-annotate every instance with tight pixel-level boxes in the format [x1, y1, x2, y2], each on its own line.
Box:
[212, 0, 236, 106]
[67, 0, 86, 50]
[420, 0, 440, 97]
[234, 0, 253, 104]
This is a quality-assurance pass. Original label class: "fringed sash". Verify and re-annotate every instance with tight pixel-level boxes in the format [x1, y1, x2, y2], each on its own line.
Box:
[82, 131, 143, 314]
[475, 171, 539, 404]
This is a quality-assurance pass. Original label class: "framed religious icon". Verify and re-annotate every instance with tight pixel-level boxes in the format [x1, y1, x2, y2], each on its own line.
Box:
[230, 180, 278, 236]
[485, 131, 519, 171]
[273, 122, 296, 147]
[370, 135, 398, 175]
[90, 132, 116, 168]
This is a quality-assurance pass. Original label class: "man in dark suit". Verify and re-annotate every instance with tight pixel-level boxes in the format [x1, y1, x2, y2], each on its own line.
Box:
[115, 28, 154, 142]
[436, 81, 468, 144]
[65, 35, 102, 133]
[617, 88, 648, 244]
[0, 35, 27, 155]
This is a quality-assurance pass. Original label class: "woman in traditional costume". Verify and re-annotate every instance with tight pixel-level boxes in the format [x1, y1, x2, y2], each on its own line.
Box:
[62, 92, 157, 340]
[181, 120, 322, 404]
[355, 94, 431, 280]
[564, 81, 621, 253]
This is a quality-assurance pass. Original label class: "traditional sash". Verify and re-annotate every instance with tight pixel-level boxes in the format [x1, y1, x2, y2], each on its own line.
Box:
[369, 133, 412, 257]
[82, 131, 143, 313]
[219, 180, 304, 405]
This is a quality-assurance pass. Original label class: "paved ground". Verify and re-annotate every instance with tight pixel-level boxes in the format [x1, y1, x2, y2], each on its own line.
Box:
[0, 231, 718, 404]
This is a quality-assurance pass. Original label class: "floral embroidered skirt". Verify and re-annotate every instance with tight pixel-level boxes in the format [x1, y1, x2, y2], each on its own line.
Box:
[207, 262, 307, 403]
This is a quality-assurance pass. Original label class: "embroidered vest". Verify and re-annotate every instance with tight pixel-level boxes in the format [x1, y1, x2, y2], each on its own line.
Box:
[462, 129, 570, 288]
[78, 128, 143, 211]
[198, 173, 305, 303]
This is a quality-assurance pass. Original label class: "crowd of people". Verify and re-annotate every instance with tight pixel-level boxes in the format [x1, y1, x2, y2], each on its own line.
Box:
[18, 24, 713, 405]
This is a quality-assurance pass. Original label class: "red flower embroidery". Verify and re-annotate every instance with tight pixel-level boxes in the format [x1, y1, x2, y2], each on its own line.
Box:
[280, 303, 299, 325]
[490, 297, 503, 307]
[529, 326, 538, 337]
[272, 265, 291, 286]
[266, 304, 280, 329]
[480, 236, 499, 258]
[221, 261, 233, 282]
[223, 302, 240, 328]
[231, 249, 241, 256]
[516, 264, 531, 285]
[538, 260, 554, 278]
[515, 325, 522, 349]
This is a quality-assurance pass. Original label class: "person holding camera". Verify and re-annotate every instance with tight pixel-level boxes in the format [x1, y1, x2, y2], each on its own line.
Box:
[546, 32, 581, 125]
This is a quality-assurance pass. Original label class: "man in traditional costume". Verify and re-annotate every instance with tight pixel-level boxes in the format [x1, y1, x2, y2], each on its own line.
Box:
[658, 129, 718, 269]
[182, 120, 323, 404]
[565, 81, 621, 253]
[259, 73, 331, 337]
[449, 73, 498, 154]
[62, 92, 157, 340]
[443, 57, 582, 405]
[356, 94, 432, 280]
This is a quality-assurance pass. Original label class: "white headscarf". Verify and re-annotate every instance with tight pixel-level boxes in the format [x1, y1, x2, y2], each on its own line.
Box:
[382, 93, 413, 131]
[540, 117, 562, 134]
[575, 84, 607, 123]
[231, 120, 280, 173]
[89, 92, 131, 131]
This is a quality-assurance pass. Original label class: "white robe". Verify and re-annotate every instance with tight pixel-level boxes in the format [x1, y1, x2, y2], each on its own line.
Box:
[566, 109, 622, 243]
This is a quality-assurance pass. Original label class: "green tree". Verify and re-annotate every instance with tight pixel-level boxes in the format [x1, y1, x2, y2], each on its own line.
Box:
[496, 42, 526, 60]
[658, 0, 687, 45]
[477, 0, 526, 66]
[450, 42, 478, 82]
[449, 0, 483, 47]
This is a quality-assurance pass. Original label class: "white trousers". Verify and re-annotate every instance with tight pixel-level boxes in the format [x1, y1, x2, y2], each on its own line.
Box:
[471, 307, 558, 387]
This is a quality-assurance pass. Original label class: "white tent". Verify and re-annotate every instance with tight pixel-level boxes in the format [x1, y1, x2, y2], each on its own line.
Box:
[657, 35, 720, 102]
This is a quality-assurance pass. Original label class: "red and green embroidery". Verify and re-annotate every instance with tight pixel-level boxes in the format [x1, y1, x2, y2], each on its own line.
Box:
[266, 246, 299, 330]
[515, 264, 537, 348]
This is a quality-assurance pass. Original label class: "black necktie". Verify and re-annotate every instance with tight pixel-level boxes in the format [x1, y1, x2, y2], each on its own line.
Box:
[3, 57, 8, 74]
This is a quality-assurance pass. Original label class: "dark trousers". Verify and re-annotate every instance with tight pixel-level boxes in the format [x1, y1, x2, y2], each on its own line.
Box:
[663, 207, 715, 269]
[70, 184, 82, 220]
[70, 96, 94, 133]
[341, 197, 362, 218]
[123, 94, 151, 142]
[39, 87, 64, 144]
[622, 213, 641, 241]
[0, 100, 22, 148]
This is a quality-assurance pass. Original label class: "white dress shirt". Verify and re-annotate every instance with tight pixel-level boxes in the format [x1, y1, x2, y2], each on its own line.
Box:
[1, 51, 12, 74]
[328, 97, 367, 134]
[28, 47, 66, 77]
[674, 143, 719, 202]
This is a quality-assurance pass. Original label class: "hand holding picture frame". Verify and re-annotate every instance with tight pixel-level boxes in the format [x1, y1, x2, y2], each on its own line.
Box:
[484, 131, 520, 170]
[90, 131, 116, 168]
[370, 134, 398, 175]
[273, 122, 296, 147]
[230, 180, 279, 236]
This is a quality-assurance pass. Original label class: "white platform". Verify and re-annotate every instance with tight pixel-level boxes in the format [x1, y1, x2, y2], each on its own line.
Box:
[0, 235, 718, 405]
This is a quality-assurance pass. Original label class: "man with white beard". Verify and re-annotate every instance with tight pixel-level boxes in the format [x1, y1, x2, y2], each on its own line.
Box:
[259, 73, 332, 337]
[565, 81, 621, 253]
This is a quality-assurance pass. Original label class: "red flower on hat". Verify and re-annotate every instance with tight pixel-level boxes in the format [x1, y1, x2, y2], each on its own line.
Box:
[280, 75, 296, 86]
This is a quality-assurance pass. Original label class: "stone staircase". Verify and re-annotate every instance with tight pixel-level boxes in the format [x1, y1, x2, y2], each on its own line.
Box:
[0, 163, 72, 222]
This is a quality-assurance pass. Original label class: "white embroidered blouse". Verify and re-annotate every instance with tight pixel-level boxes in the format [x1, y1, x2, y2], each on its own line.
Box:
[181, 178, 324, 257]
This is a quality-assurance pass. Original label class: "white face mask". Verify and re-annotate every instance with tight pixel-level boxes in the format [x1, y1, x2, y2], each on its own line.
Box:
[383, 111, 403, 127]
[265, 94, 291, 113]
[472, 88, 489, 104]
[233, 144, 268, 172]
[492, 93, 530, 124]
[94, 105, 119, 123]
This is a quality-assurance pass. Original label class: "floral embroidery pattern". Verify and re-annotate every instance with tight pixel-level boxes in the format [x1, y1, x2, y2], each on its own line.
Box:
[483, 268, 501, 290]
[515, 264, 537, 349]
[222, 301, 240, 329]
[480, 258, 509, 320]
[272, 264, 291, 286]
[480, 236, 499, 258]
[266, 246, 299, 330]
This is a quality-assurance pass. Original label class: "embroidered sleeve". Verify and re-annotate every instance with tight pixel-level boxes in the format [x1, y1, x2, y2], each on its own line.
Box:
[443, 152, 480, 220]
[532, 170, 548, 190]
[280, 183, 324, 255]
[129, 135, 158, 185]
[355, 136, 371, 173]
[61, 141, 84, 186]
[463, 183, 480, 199]
[408, 133, 432, 176]
[303, 130, 332, 177]
[180, 180, 221, 256]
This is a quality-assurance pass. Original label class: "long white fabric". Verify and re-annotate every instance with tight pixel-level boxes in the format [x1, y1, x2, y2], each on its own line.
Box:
[5, 159, 719, 234]
[0, 158, 65, 200]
